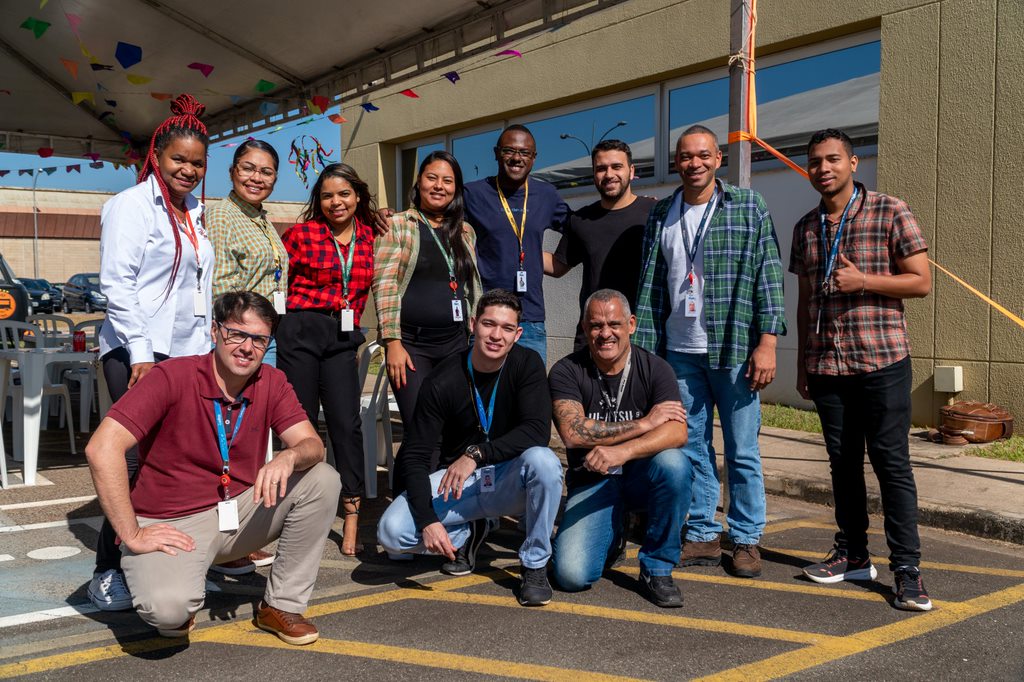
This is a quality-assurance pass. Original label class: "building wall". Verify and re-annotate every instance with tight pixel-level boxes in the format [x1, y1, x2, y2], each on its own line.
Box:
[341, 0, 1023, 427]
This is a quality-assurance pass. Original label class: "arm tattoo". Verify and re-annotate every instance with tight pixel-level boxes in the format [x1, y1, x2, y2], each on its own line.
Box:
[553, 399, 640, 446]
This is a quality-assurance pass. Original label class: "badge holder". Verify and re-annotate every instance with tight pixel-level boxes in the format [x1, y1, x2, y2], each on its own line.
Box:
[516, 269, 528, 293]
[340, 307, 355, 332]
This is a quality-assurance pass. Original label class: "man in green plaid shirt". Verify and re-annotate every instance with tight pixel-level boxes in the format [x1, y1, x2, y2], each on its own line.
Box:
[634, 125, 785, 579]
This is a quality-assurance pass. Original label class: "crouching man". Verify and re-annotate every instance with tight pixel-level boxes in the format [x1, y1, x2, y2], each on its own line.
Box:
[377, 289, 563, 606]
[550, 289, 690, 607]
[85, 291, 339, 643]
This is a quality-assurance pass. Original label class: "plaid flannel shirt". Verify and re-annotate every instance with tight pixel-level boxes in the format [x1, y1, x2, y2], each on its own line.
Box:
[372, 209, 483, 340]
[789, 182, 928, 376]
[633, 180, 786, 367]
[207, 191, 289, 299]
[282, 218, 375, 324]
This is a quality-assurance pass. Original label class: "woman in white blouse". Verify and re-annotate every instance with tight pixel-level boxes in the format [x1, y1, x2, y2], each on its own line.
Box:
[89, 94, 215, 613]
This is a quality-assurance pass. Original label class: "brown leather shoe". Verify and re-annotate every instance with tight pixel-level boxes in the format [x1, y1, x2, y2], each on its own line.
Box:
[157, 614, 195, 638]
[731, 544, 762, 578]
[679, 536, 722, 567]
[255, 601, 319, 646]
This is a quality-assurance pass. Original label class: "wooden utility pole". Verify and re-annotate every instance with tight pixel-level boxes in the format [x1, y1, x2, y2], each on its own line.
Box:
[727, 0, 752, 188]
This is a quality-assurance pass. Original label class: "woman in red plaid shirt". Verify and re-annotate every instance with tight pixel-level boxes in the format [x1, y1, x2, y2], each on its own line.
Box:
[277, 163, 378, 555]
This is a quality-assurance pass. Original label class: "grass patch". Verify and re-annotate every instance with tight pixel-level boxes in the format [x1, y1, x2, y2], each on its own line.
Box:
[759, 402, 822, 434]
[975, 435, 1024, 463]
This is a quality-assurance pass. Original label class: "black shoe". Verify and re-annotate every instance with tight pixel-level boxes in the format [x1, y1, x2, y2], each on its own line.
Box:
[640, 571, 683, 608]
[518, 565, 552, 606]
[803, 548, 878, 584]
[440, 518, 489, 576]
[892, 566, 933, 612]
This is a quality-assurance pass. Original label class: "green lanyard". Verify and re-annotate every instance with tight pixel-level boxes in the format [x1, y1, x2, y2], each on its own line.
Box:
[330, 225, 357, 308]
[416, 210, 459, 299]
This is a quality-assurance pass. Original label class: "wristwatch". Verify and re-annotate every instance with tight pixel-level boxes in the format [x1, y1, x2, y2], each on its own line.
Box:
[465, 445, 484, 464]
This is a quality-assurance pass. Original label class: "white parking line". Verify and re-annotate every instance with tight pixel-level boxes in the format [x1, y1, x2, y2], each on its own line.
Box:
[0, 495, 97, 511]
[0, 604, 99, 629]
[0, 555, 14, 562]
[0, 516, 103, 533]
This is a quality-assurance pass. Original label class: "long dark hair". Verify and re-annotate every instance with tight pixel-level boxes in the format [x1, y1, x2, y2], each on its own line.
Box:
[300, 162, 378, 228]
[409, 150, 475, 287]
[136, 94, 209, 297]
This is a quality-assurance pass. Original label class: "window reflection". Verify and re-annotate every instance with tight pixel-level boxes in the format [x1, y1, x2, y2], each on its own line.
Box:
[452, 128, 502, 184]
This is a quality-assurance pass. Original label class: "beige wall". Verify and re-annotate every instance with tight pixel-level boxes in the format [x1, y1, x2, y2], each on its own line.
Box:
[337, 0, 1023, 426]
[0, 238, 99, 284]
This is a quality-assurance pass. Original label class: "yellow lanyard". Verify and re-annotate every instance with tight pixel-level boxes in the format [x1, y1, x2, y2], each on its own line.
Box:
[496, 180, 528, 267]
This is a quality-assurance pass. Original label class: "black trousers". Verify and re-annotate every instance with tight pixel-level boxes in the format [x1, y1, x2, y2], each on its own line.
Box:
[276, 310, 363, 497]
[389, 325, 468, 496]
[94, 347, 169, 573]
[808, 355, 921, 569]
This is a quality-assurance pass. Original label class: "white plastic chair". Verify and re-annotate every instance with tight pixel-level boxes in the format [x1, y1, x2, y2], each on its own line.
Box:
[26, 313, 74, 342]
[59, 319, 103, 433]
[357, 342, 396, 500]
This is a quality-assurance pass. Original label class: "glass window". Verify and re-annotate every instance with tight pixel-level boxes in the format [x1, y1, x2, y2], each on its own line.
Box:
[452, 128, 503, 184]
[527, 94, 656, 189]
[399, 141, 445, 209]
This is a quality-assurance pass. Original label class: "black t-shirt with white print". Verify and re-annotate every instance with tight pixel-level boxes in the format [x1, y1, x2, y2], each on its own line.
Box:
[548, 344, 681, 487]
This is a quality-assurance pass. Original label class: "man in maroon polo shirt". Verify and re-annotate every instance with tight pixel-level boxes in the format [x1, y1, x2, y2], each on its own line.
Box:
[85, 291, 340, 644]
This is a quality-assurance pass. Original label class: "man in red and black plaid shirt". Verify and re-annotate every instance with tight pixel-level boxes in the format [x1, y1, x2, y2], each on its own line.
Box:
[789, 128, 933, 612]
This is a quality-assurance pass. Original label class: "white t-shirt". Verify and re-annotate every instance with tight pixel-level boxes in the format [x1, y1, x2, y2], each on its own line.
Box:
[660, 190, 718, 353]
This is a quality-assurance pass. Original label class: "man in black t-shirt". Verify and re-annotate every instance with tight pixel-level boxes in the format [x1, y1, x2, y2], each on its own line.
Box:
[544, 140, 656, 350]
[549, 289, 690, 607]
[377, 290, 563, 607]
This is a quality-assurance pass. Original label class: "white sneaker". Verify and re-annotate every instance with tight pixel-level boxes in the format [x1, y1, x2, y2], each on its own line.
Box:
[88, 569, 134, 611]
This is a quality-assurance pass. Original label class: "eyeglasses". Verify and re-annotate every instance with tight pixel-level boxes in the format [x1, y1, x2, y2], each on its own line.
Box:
[216, 322, 272, 351]
[235, 162, 277, 180]
[497, 147, 537, 159]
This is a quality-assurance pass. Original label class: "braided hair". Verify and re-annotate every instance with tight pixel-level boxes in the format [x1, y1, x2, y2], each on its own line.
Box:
[136, 94, 209, 297]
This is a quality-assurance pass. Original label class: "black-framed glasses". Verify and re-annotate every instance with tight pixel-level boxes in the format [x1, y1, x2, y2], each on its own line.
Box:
[235, 162, 277, 180]
[216, 322, 272, 351]
[496, 146, 537, 159]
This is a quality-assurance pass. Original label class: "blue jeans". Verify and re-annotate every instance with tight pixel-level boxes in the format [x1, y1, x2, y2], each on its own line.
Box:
[665, 351, 765, 545]
[516, 321, 547, 365]
[552, 449, 690, 590]
[263, 337, 277, 367]
[377, 447, 563, 568]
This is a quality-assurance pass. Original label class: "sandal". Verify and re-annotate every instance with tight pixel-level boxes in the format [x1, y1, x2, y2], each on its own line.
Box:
[341, 496, 363, 556]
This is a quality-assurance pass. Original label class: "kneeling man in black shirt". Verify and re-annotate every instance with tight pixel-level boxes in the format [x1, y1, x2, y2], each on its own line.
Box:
[549, 289, 690, 607]
[377, 289, 563, 606]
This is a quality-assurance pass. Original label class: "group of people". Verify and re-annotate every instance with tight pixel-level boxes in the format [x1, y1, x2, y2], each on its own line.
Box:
[83, 92, 934, 648]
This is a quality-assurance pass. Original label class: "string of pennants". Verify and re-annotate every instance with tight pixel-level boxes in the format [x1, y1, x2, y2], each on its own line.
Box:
[0, 160, 128, 179]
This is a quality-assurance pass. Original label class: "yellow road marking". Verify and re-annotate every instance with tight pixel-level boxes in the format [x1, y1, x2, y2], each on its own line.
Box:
[696, 581, 1024, 681]
[201, 628, 649, 682]
[407, 590, 834, 645]
[763, 546, 1024, 579]
[0, 638, 184, 678]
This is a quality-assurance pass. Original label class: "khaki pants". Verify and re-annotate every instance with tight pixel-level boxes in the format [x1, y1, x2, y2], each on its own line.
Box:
[121, 462, 341, 631]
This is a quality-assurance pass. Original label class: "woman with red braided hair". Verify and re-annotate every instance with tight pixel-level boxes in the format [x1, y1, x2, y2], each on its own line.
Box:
[89, 94, 215, 613]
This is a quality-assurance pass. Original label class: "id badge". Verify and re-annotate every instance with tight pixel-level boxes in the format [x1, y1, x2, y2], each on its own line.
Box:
[194, 289, 208, 317]
[272, 290, 286, 314]
[451, 299, 464, 322]
[516, 269, 527, 293]
[479, 465, 496, 493]
[684, 289, 699, 318]
[217, 499, 239, 531]
[340, 308, 355, 332]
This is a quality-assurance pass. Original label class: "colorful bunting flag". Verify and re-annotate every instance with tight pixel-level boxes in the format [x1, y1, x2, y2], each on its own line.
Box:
[443, 71, 460, 84]
[79, 43, 95, 61]
[150, 92, 173, 101]
[311, 95, 330, 112]
[61, 58, 79, 80]
[188, 62, 214, 78]
[496, 49, 522, 58]
[40, 1, 50, 8]
[42, 167, 58, 175]
[328, 114, 348, 124]
[254, 79, 275, 93]
[37, 148, 54, 158]
[361, 102, 379, 112]
[90, 161, 104, 169]
[71, 91, 94, 105]
[66, 13, 82, 37]
[0, 171, 9, 177]
[90, 63, 114, 72]
[18, 169, 34, 177]
[96, 82, 108, 91]
[114, 42, 143, 69]
[84, 153, 101, 161]
[399, 89, 419, 98]
[20, 17, 51, 39]
[306, 99, 322, 115]
[126, 74, 152, 85]
[259, 101, 278, 116]
[66, 164, 81, 173]
[104, 99, 117, 107]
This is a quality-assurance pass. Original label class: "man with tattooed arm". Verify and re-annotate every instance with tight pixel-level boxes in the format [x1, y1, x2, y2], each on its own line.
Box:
[548, 289, 691, 607]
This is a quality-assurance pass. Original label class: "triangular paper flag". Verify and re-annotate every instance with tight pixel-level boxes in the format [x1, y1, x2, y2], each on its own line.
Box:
[104, 99, 117, 107]
[126, 74, 151, 85]
[19, 169, 34, 177]
[495, 49, 522, 58]
[114, 42, 143, 69]
[399, 89, 419, 98]
[306, 99, 322, 115]
[361, 102, 379, 112]
[0, 171, 9, 178]
[84, 153, 101, 161]
[311, 95, 330, 112]
[71, 91, 94, 105]
[96, 82, 108, 91]
[38, 147, 54, 158]
[20, 17, 51, 39]
[98, 112, 115, 122]
[65, 13, 82, 37]
[42, 167, 57, 175]
[259, 101, 278, 116]
[254, 79, 275, 93]
[61, 58, 79, 80]
[89, 161, 104, 169]
[188, 62, 214, 78]
[328, 114, 348, 124]
[150, 92, 172, 101]
[66, 164, 81, 173]
[90, 63, 114, 72]
[443, 71, 460, 84]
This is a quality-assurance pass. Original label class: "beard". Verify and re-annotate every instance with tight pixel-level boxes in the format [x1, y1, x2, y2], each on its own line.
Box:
[597, 179, 629, 202]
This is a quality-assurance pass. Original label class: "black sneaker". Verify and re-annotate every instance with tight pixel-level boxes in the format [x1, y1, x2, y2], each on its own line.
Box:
[639, 572, 683, 608]
[893, 566, 933, 611]
[440, 518, 489, 576]
[803, 548, 878, 584]
[518, 565, 552, 606]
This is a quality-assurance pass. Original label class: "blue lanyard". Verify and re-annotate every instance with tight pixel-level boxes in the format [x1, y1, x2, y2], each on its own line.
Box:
[682, 188, 718, 268]
[214, 399, 247, 499]
[466, 354, 503, 441]
[819, 187, 859, 290]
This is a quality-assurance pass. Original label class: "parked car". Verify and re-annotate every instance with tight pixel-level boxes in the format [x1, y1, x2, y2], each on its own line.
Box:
[62, 273, 107, 313]
[18, 278, 62, 314]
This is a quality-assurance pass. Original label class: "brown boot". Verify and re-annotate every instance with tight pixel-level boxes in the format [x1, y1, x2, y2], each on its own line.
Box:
[679, 536, 722, 567]
[731, 544, 762, 578]
[156, 614, 195, 639]
[341, 496, 363, 556]
[256, 601, 319, 646]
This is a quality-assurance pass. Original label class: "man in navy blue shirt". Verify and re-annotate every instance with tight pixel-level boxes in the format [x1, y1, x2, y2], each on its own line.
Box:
[463, 125, 571, 365]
